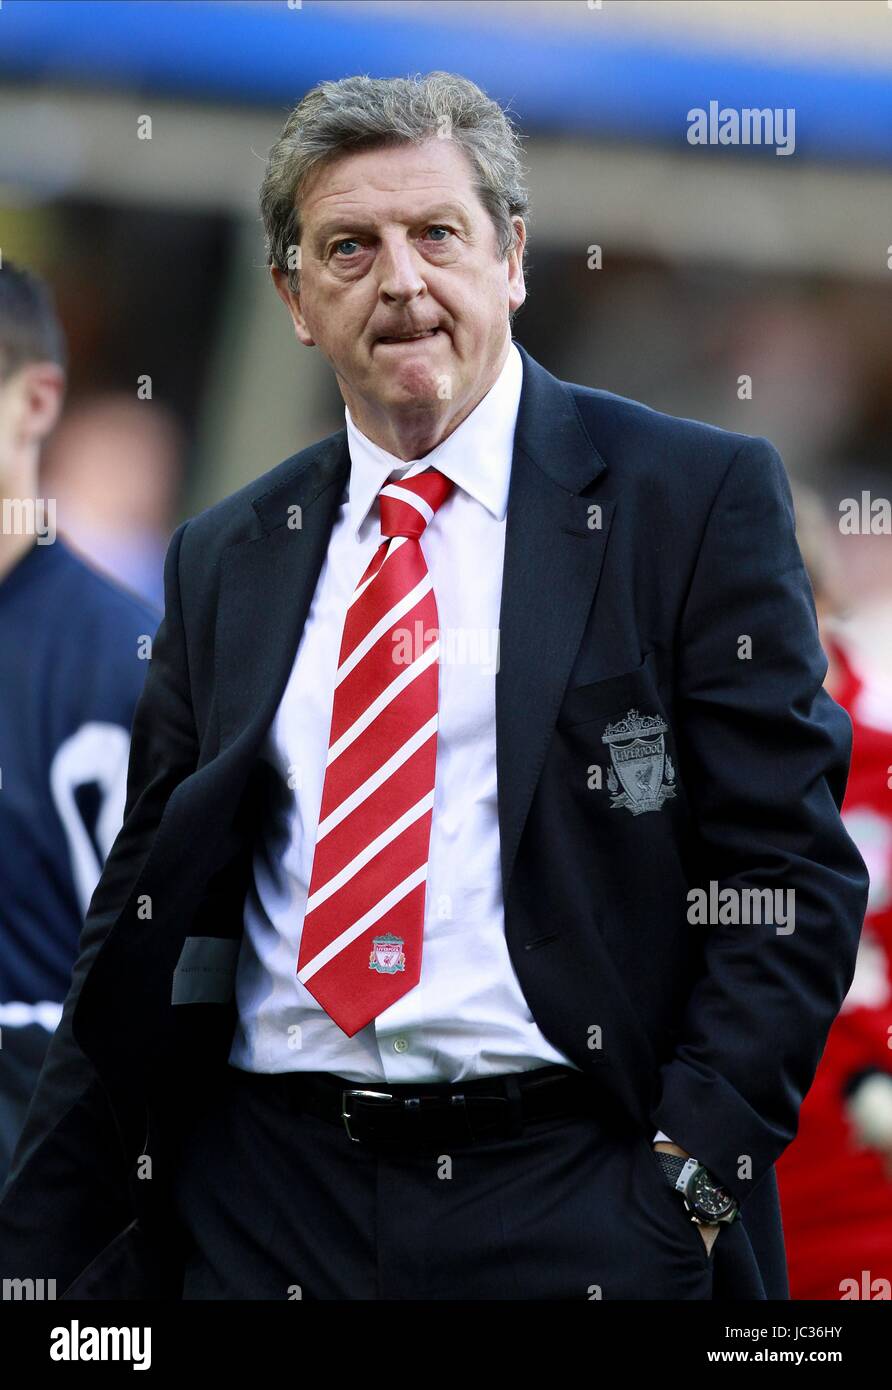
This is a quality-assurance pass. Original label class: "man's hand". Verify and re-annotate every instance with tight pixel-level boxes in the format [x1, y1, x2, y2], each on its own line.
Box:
[653, 1140, 721, 1255]
[694, 1221, 721, 1256]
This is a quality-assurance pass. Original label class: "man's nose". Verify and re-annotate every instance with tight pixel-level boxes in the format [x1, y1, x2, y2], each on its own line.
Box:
[377, 238, 426, 304]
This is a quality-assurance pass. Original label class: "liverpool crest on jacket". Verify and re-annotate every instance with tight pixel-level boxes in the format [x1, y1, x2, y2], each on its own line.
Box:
[602, 708, 676, 815]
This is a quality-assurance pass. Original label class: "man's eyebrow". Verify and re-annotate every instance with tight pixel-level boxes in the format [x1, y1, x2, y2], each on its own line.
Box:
[310, 204, 473, 250]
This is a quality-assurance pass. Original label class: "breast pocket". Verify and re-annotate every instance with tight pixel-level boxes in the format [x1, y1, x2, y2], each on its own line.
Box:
[558, 649, 662, 728]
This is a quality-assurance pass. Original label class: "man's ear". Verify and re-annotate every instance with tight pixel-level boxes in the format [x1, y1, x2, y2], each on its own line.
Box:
[271, 266, 315, 347]
[507, 216, 527, 318]
[20, 362, 65, 445]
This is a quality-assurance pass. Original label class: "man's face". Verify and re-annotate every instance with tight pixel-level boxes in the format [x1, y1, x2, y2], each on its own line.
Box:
[272, 137, 525, 444]
[0, 375, 18, 463]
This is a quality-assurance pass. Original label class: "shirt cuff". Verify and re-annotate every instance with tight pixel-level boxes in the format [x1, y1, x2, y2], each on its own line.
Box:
[652, 1131, 675, 1144]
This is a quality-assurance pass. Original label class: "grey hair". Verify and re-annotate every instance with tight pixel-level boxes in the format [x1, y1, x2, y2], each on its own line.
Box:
[259, 71, 529, 295]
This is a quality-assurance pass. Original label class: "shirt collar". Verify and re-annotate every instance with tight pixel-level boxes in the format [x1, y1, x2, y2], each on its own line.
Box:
[343, 339, 522, 538]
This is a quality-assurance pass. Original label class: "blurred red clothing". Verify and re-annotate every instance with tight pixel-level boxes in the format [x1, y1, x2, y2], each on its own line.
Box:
[776, 637, 892, 1299]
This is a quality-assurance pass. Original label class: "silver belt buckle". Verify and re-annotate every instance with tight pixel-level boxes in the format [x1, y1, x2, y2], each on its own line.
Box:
[341, 1088, 395, 1142]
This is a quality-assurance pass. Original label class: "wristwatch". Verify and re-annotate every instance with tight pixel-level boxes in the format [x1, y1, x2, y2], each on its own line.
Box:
[655, 1151, 741, 1226]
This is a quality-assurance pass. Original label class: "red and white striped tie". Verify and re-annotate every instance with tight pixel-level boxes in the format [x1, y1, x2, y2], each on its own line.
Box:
[297, 467, 454, 1036]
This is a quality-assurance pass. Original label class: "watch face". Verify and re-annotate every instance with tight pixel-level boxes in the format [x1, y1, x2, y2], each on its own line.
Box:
[687, 1165, 737, 1221]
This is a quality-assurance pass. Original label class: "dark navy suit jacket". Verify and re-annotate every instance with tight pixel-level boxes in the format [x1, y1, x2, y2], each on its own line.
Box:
[0, 341, 869, 1300]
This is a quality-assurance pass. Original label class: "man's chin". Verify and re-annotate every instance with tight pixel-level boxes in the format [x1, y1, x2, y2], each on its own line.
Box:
[372, 364, 446, 408]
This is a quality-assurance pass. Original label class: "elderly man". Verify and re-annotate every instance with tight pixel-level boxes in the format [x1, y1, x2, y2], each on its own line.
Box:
[0, 72, 868, 1301]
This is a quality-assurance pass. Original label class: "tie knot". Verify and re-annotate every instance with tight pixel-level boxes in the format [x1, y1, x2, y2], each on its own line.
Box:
[378, 468, 454, 540]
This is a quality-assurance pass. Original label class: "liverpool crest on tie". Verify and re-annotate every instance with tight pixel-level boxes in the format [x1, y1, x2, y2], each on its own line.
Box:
[369, 933, 406, 975]
[602, 708, 676, 815]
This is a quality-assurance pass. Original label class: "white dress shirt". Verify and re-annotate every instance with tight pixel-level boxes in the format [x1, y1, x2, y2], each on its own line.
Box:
[228, 341, 674, 1143]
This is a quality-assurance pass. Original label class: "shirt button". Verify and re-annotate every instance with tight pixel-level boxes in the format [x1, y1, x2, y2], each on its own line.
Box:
[393, 1038, 409, 1054]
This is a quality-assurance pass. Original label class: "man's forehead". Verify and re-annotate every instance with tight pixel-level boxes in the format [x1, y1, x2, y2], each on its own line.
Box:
[302, 141, 478, 220]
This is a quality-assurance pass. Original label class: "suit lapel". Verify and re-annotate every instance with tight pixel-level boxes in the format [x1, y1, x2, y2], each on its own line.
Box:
[496, 344, 613, 900]
[215, 432, 350, 755]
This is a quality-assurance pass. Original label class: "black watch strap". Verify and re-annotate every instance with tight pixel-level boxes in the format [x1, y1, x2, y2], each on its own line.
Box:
[655, 1151, 688, 1189]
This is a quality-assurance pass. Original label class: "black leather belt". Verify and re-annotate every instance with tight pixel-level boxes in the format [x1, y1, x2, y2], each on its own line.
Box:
[235, 1064, 595, 1149]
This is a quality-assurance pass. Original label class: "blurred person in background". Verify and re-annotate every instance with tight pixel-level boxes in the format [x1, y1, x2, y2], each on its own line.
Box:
[823, 465, 892, 691]
[0, 261, 160, 1187]
[775, 485, 892, 1300]
[40, 394, 183, 612]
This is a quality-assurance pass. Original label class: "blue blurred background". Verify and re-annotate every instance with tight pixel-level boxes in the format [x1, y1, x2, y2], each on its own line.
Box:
[1, 0, 890, 654]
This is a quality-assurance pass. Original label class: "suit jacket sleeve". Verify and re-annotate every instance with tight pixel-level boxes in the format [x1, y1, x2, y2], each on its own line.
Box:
[0, 519, 199, 1291]
[650, 436, 870, 1204]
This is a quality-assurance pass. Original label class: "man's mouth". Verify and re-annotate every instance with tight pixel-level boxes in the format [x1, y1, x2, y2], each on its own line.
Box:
[376, 328, 442, 345]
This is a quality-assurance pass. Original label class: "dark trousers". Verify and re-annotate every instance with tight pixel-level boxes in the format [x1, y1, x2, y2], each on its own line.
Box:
[169, 1062, 763, 1301]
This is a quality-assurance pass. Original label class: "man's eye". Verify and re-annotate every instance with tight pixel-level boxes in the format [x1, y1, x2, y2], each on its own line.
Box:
[331, 228, 451, 258]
